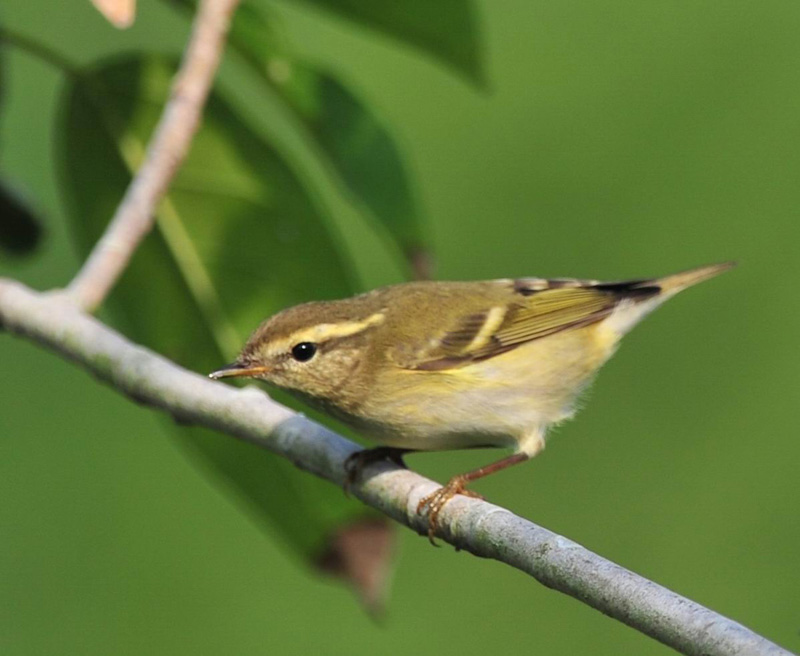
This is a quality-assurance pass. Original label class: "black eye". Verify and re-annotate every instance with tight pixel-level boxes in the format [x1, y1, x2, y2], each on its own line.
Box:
[291, 342, 317, 362]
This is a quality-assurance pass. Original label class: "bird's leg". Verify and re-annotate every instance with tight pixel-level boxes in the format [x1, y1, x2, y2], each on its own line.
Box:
[417, 452, 531, 545]
[344, 447, 415, 495]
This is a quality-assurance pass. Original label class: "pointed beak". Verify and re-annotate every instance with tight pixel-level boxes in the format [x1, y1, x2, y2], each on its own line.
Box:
[208, 362, 270, 380]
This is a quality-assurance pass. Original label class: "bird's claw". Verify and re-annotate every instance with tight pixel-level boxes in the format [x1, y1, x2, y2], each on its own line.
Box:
[417, 477, 484, 545]
[343, 447, 410, 496]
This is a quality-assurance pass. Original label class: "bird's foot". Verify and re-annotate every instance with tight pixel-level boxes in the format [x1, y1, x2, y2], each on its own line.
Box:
[343, 447, 411, 496]
[417, 477, 484, 545]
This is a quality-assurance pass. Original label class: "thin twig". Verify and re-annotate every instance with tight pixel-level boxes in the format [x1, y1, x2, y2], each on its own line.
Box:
[67, 0, 240, 312]
[0, 279, 791, 656]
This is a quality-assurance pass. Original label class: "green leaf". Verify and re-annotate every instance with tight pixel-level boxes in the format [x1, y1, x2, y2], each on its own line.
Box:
[0, 179, 43, 255]
[295, 0, 485, 87]
[57, 55, 377, 561]
[229, 3, 430, 276]
[0, 40, 42, 255]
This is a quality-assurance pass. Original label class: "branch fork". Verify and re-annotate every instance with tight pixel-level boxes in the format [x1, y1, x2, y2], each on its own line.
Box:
[0, 279, 790, 656]
[0, 1, 790, 653]
[67, 0, 240, 312]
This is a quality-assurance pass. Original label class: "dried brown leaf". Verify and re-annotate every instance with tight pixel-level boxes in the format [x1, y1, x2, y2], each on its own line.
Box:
[318, 518, 396, 617]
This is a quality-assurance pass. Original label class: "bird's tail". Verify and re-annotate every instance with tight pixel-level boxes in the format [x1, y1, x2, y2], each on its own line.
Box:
[599, 261, 735, 337]
[654, 261, 736, 297]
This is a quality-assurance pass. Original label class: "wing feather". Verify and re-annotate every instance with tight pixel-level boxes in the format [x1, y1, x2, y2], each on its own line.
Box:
[406, 282, 658, 371]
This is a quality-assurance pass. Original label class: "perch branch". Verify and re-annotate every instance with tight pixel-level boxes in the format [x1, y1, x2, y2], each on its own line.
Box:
[67, 0, 240, 312]
[0, 279, 790, 656]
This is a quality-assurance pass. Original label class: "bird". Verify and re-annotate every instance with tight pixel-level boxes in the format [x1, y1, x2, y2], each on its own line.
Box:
[210, 261, 734, 542]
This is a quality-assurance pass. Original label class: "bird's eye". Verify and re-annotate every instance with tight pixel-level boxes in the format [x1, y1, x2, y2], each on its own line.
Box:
[291, 342, 317, 362]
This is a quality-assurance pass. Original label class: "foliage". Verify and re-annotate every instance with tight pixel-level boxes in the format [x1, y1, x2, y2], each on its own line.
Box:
[1, 0, 482, 574]
[4, 2, 799, 655]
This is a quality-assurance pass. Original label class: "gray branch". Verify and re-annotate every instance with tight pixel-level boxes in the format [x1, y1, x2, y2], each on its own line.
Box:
[67, 0, 241, 312]
[0, 278, 791, 656]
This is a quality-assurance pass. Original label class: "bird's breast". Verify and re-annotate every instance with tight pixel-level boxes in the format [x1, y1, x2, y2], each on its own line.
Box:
[338, 326, 620, 451]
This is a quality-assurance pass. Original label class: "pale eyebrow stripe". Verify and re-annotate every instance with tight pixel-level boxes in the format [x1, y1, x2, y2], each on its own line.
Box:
[277, 312, 386, 350]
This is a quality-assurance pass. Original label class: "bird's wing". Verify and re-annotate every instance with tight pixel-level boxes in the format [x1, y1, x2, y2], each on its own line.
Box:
[398, 279, 659, 371]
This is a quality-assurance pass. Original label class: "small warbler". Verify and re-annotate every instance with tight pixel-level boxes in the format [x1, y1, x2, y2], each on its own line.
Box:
[211, 262, 734, 541]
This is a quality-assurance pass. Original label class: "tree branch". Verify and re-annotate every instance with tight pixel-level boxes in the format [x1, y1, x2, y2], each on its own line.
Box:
[0, 278, 790, 656]
[66, 0, 240, 312]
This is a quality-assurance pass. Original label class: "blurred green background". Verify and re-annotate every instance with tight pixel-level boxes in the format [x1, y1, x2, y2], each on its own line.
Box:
[2, 1, 799, 654]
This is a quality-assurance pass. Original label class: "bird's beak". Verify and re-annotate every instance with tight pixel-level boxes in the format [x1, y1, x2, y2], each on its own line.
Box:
[208, 362, 270, 380]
